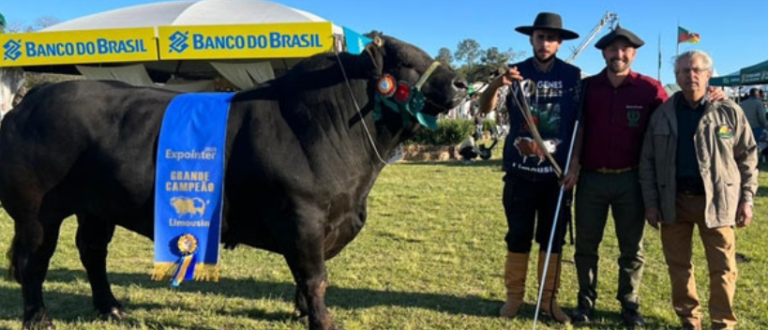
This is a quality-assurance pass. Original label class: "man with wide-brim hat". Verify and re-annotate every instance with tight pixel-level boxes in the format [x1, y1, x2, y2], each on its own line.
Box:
[479, 12, 582, 323]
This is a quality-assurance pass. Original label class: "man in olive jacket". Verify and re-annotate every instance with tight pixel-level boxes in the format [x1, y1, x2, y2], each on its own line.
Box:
[639, 50, 758, 330]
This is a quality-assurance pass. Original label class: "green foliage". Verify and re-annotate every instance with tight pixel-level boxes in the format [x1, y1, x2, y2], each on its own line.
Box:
[454, 39, 481, 72]
[435, 47, 453, 68]
[445, 38, 526, 82]
[409, 119, 474, 146]
[482, 119, 497, 132]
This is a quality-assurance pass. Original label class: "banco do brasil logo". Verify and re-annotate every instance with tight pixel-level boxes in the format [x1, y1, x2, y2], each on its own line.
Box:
[3, 39, 22, 61]
[169, 31, 189, 53]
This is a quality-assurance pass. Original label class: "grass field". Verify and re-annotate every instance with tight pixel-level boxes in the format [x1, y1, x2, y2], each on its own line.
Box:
[1, 157, 767, 330]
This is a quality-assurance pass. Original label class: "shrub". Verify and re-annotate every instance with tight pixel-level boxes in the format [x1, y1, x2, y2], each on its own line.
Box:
[482, 119, 497, 132]
[408, 119, 474, 146]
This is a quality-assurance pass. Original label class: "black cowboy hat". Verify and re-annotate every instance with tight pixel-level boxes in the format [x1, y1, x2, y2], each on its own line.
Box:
[595, 27, 645, 49]
[515, 12, 579, 40]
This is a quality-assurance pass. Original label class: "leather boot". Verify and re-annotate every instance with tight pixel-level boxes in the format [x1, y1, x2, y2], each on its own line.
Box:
[538, 252, 570, 323]
[499, 252, 529, 318]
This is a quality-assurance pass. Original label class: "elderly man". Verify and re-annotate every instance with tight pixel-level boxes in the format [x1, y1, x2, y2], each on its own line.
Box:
[739, 88, 767, 141]
[639, 50, 758, 330]
[562, 27, 666, 328]
[479, 12, 581, 322]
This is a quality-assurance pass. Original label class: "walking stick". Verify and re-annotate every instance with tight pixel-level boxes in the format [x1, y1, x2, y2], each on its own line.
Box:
[532, 118, 579, 330]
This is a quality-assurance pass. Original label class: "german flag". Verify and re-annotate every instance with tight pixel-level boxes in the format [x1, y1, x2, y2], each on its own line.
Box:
[678, 26, 700, 44]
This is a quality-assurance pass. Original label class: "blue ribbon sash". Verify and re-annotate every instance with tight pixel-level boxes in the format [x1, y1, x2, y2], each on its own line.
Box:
[153, 92, 233, 287]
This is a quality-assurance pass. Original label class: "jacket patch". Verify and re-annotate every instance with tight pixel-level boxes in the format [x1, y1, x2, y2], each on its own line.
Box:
[717, 125, 733, 139]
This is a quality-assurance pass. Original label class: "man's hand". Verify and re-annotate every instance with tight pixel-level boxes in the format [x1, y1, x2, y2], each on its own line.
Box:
[736, 202, 753, 228]
[493, 67, 524, 88]
[707, 86, 727, 101]
[560, 162, 580, 191]
[645, 207, 662, 230]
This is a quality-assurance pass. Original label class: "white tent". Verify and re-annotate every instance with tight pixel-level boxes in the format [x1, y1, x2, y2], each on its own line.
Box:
[25, 0, 345, 90]
[44, 0, 342, 35]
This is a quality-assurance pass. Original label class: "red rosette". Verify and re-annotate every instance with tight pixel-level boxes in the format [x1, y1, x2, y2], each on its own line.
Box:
[394, 82, 410, 102]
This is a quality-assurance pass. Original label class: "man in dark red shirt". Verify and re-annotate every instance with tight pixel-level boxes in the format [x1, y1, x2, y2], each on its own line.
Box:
[565, 27, 666, 328]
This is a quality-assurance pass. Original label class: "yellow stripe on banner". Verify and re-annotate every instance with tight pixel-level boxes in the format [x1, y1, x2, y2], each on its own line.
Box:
[152, 262, 219, 282]
[157, 22, 333, 60]
[174, 255, 194, 285]
[0, 28, 158, 67]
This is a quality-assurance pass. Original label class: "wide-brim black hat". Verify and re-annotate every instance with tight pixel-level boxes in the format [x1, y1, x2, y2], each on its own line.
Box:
[595, 27, 645, 49]
[515, 12, 579, 40]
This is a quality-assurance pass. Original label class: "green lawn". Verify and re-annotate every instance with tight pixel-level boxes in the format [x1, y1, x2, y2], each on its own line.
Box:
[1, 159, 767, 330]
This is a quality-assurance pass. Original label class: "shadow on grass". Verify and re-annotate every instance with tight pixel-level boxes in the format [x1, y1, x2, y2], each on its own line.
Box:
[0, 268, 500, 325]
[566, 309, 677, 330]
[757, 185, 768, 197]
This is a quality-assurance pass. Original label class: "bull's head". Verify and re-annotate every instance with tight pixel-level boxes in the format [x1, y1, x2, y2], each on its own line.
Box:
[360, 34, 468, 129]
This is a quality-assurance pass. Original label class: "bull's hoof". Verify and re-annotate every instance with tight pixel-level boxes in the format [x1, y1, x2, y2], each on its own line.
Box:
[21, 323, 55, 330]
[21, 315, 55, 330]
[100, 307, 127, 321]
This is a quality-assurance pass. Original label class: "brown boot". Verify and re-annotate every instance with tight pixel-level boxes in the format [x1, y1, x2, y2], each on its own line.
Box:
[537, 252, 570, 323]
[499, 252, 529, 318]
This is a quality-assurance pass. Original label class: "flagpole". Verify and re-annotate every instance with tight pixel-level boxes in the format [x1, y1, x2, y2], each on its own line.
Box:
[658, 33, 662, 84]
[676, 20, 680, 57]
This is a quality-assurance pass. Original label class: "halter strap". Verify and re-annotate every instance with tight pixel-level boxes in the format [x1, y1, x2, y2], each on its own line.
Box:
[414, 61, 441, 91]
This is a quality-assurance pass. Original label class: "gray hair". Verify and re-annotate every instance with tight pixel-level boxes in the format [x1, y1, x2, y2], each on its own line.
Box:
[674, 50, 713, 74]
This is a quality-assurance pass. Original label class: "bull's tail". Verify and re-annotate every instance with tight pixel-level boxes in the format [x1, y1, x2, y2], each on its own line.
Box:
[6, 233, 17, 282]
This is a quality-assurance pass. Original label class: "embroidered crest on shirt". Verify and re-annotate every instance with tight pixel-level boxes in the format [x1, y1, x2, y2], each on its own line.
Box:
[626, 105, 643, 127]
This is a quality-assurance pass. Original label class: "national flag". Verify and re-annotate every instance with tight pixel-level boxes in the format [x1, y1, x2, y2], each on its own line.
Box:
[678, 26, 700, 44]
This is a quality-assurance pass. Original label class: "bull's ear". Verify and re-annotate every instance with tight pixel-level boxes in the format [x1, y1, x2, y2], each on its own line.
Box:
[360, 36, 384, 78]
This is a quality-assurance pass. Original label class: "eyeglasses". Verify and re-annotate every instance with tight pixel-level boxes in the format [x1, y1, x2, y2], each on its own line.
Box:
[676, 67, 709, 75]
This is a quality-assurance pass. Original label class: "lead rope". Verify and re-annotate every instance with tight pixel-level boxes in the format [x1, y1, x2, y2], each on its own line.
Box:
[334, 50, 390, 166]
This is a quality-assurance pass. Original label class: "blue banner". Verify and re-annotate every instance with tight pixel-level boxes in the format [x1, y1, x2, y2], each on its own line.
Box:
[343, 26, 371, 55]
[153, 92, 233, 286]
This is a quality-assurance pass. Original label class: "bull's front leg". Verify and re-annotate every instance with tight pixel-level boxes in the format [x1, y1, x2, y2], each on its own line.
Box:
[283, 226, 340, 330]
[75, 214, 126, 320]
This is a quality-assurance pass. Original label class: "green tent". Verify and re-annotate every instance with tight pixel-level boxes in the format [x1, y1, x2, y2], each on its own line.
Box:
[709, 73, 741, 86]
[741, 59, 768, 84]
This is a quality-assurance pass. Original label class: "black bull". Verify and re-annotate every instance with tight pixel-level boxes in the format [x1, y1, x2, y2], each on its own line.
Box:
[0, 36, 467, 330]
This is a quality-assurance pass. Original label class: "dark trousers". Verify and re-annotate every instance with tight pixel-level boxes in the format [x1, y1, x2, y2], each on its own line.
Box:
[574, 170, 645, 311]
[503, 174, 571, 254]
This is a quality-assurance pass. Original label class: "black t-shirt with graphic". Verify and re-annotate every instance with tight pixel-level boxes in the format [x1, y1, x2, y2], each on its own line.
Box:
[502, 57, 581, 181]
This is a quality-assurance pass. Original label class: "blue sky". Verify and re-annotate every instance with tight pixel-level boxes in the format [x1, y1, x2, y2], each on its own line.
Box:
[2, 0, 766, 85]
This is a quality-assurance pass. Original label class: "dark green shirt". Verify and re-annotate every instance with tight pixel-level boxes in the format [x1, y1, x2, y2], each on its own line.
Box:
[675, 95, 707, 188]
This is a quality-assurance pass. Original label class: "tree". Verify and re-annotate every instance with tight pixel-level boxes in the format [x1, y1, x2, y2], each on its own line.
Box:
[4, 16, 61, 33]
[474, 47, 526, 82]
[34, 16, 61, 30]
[454, 39, 481, 74]
[435, 47, 453, 68]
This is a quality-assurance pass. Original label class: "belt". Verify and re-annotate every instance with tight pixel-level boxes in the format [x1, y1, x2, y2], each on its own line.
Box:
[594, 167, 636, 174]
